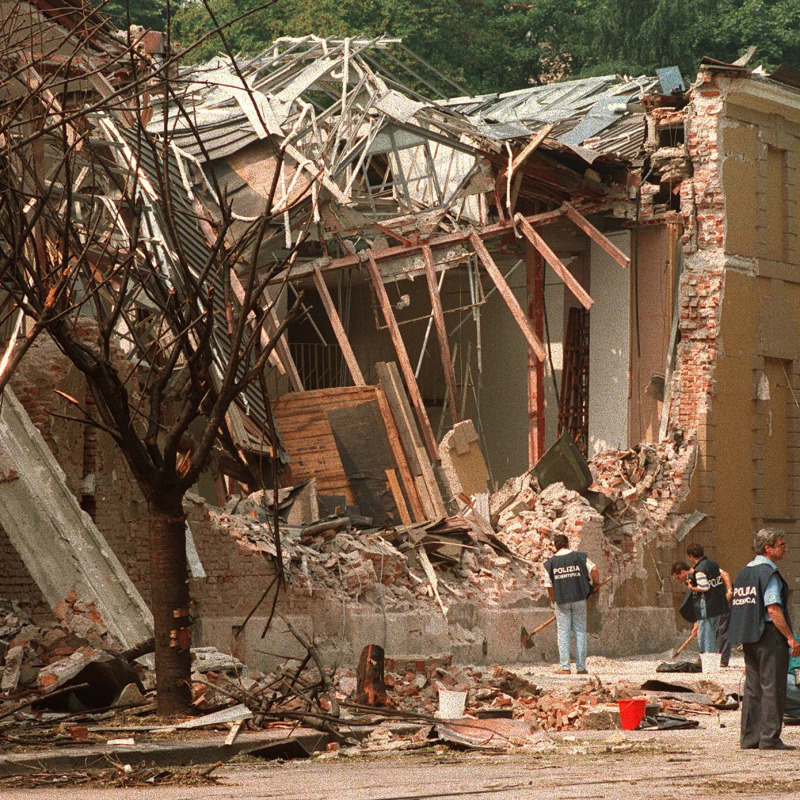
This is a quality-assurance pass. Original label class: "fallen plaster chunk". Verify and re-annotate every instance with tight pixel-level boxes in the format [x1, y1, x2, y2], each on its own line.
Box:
[439, 420, 489, 498]
[0, 646, 23, 694]
[173, 703, 253, 730]
[116, 682, 146, 707]
[0, 388, 153, 650]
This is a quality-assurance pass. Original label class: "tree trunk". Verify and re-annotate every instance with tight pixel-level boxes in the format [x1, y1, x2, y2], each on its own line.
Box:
[148, 496, 193, 716]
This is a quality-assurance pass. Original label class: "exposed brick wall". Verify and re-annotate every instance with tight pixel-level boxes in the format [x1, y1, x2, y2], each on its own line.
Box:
[666, 72, 727, 441]
[184, 495, 277, 622]
[1, 334, 152, 614]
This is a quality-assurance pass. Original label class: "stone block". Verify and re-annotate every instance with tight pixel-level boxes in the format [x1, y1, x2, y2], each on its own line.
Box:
[580, 705, 622, 730]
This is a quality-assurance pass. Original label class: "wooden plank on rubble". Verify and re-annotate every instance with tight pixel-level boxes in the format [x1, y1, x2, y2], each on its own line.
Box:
[366, 252, 438, 461]
[422, 245, 460, 425]
[515, 214, 594, 310]
[376, 361, 446, 520]
[562, 202, 631, 268]
[312, 266, 365, 386]
[374, 387, 426, 522]
[385, 468, 412, 525]
[468, 231, 546, 361]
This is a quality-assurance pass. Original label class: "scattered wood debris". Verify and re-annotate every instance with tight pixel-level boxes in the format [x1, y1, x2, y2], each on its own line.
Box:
[0, 760, 224, 789]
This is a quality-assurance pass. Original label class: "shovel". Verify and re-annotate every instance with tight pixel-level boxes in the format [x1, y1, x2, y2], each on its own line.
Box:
[671, 630, 696, 659]
[521, 576, 612, 649]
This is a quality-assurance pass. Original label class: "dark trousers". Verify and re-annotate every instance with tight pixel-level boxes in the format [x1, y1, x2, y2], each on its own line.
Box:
[741, 623, 790, 749]
[716, 606, 731, 666]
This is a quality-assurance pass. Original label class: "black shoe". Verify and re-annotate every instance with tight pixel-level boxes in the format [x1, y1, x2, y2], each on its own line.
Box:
[759, 741, 796, 750]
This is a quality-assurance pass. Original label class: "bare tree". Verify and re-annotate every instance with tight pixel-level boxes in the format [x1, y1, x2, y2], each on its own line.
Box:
[0, 0, 302, 714]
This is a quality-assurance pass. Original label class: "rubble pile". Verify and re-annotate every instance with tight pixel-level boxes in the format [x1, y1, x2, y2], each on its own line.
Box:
[491, 439, 691, 572]
[362, 661, 640, 732]
[493, 479, 599, 565]
[0, 595, 124, 697]
[206, 503, 546, 610]
[590, 441, 688, 533]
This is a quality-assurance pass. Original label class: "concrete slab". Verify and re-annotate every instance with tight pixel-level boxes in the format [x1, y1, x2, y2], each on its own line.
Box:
[0, 729, 334, 776]
[0, 388, 153, 650]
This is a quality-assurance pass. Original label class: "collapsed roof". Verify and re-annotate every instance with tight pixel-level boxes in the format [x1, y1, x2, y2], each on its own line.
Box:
[151, 35, 655, 277]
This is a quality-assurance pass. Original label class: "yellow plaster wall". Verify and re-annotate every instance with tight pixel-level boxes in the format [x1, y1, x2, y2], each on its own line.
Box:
[722, 122, 758, 258]
[709, 270, 760, 572]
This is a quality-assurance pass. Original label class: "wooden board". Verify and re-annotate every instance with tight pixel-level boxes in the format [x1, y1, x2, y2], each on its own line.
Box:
[376, 361, 446, 519]
[273, 386, 420, 517]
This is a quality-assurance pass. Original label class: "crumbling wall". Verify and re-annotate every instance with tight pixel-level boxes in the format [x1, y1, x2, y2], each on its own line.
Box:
[655, 69, 800, 598]
[2, 336, 152, 606]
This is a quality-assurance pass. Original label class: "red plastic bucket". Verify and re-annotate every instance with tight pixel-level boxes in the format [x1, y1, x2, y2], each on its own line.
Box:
[617, 697, 647, 730]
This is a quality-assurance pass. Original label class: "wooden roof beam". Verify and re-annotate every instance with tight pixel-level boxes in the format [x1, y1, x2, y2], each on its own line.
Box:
[422, 245, 460, 424]
[515, 214, 593, 311]
[562, 201, 630, 268]
[468, 231, 546, 362]
[312, 266, 365, 386]
[270, 202, 610, 285]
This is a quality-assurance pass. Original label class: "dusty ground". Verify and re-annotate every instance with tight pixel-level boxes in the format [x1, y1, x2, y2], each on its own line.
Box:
[3, 653, 796, 800]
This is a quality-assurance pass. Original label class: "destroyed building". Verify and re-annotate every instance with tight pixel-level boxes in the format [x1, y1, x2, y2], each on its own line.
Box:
[3, 0, 800, 679]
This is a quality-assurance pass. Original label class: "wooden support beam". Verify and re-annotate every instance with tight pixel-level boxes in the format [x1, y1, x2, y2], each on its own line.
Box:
[269, 203, 609, 284]
[265, 305, 304, 392]
[510, 123, 555, 176]
[421, 246, 460, 425]
[385, 468, 412, 524]
[312, 266, 365, 386]
[562, 201, 630, 268]
[376, 361, 446, 520]
[366, 253, 439, 461]
[468, 231, 546, 362]
[228, 272, 292, 379]
[515, 213, 594, 310]
[525, 242, 545, 468]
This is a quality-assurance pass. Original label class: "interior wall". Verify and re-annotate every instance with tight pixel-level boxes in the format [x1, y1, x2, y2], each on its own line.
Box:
[588, 233, 631, 455]
[477, 254, 530, 484]
[629, 225, 672, 444]
[543, 276, 565, 446]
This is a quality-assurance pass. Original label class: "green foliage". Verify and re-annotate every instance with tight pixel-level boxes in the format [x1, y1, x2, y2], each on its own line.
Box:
[160, 0, 800, 92]
[100, 0, 168, 31]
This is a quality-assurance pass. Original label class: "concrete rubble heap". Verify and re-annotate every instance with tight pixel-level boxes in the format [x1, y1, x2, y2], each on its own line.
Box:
[206, 499, 545, 612]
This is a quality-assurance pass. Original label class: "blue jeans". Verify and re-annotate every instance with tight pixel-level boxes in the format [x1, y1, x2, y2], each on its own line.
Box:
[698, 615, 720, 653]
[554, 600, 587, 670]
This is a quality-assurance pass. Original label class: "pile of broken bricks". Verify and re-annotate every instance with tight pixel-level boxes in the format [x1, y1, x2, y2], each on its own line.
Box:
[490, 438, 692, 592]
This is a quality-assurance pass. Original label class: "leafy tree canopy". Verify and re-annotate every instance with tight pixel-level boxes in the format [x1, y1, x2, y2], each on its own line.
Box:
[111, 0, 800, 96]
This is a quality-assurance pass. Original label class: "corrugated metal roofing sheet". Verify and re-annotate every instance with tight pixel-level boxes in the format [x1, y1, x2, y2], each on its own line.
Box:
[114, 122, 274, 446]
[442, 74, 659, 159]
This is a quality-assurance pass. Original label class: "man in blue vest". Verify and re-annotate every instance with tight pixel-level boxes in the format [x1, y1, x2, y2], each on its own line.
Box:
[730, 528, 800, 750]
[543, 534, 598, 675]
[685, 543, 729, 658]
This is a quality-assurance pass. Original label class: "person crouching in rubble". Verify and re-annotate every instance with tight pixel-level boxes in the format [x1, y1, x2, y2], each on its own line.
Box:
[729, 529, 800, 750]
[672, 545, 733, 667]
[543, 534, 598, 675]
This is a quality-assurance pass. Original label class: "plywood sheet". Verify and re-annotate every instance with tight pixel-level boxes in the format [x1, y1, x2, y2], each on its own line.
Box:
[328, 400, 399, 525]
[273, 386, 420, 518]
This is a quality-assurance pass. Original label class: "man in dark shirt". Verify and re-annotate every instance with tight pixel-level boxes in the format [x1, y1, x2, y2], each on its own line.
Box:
[543, 534, 598, 675]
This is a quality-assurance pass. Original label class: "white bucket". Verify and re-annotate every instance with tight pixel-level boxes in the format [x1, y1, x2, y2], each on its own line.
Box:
[700, 652, 721, 674]
[436, 686, 467, 719]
